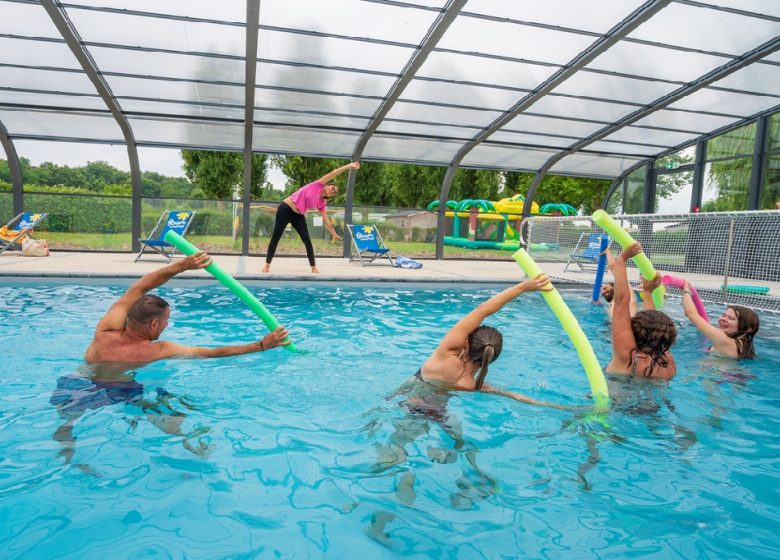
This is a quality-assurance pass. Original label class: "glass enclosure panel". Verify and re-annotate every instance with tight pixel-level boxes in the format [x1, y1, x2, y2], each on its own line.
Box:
[0, 1, 64, 38]
[489, 132, 574, 149]
[65, 9, 246, 56]
[254, 89, 381, 117]
[120, 99, 245, 121]
[363, 136, 463, 164]
[624, 166, 646, 214]
[655, 145, 697, 169]
[417, 52, 558, 90]
[258, 64, 395, 98]
[601, 126, 698, 147]
[130, 117, 244, 149]
[253, 127, 359, 157]
[384, 102, 500, 129]
[632, 109, 739, 133]
[586, 42, 730, 83]
[141, 197, 241, 253]
[706, 122, 756, 160]
[463, 145, 558, 170]
[627, 2, 780, 55]
[402, 79, 525, 110]
[436, 16, 595, 65]
[605, 180, 624, 214]
[527, 96, 637, 123]
[107, 76, 245, 106]
[697, 0, 780, 17]
[701, 157, 752, 211]
[259, 0, 438, 44]
[0, 109, 122, 141]
[669, 88, 779, 117]
[463, 0, 648, 34]
[655, 170, 694, 213]
[256, 111, 368, 131]
[552, 73, 678, 104]
[377, 121, 478, 141]
[551, 153, 644, 177]
[766, 112, 780, 153]
[760, 154, 780, 209]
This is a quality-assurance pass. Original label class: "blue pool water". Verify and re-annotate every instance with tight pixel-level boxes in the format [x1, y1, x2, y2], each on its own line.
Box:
[1, 282, 779, 559]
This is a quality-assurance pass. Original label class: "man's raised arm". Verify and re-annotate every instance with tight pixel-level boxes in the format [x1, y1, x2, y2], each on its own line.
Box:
[94, 252, 212, 334]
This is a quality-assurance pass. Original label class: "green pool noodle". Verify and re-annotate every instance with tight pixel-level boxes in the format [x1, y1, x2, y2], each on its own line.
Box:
[512, 249, 609, 409]
[164, 231, 297, 352]
[591, 209, 665, 308]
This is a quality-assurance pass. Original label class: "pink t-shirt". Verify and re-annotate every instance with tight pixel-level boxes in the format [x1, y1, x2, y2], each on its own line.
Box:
[289, 180, 327, 214]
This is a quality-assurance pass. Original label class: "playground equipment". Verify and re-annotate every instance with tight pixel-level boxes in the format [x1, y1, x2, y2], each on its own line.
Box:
[428, 195, 570, 251]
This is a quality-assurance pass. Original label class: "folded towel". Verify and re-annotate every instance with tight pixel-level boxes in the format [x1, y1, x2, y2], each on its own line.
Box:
[394, 255, 422, 269]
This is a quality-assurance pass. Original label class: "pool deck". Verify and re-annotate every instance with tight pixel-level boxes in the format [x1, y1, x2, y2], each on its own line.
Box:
[0, 251, 777, 298]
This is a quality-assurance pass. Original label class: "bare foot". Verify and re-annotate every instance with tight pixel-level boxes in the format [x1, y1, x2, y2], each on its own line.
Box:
[311, 266, 320, 273]
[261, 264, 270, 273]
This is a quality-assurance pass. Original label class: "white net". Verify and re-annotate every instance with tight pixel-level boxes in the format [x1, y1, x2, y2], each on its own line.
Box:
[525, 210, 780, 313]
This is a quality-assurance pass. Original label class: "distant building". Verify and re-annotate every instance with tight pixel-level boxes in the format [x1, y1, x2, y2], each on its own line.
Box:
[384, 210, 437, 230]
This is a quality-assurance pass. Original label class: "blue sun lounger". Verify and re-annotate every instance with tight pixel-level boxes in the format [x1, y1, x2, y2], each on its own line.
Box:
[564, 232, 610, 273]
[135, 210, 196, 263]
[0, 212, 48, 255]
[347, 224, 394, 266]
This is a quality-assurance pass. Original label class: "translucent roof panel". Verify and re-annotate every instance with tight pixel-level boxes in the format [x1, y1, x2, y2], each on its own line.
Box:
[585, 42, 730, 83]
[120, 99, 244, 121]
[626, 3, 780, 55]
[503, 114, 604, 138]
[401, 80, 526, 111]
[130, 117, 243, 150]
[697, 0, 780, 17]
[551, 73, 678, 105]
[88, 47, 244, 84]
[462, 145, 560, 170]
[551, 153, 645, 177]
[254, 90, 381, 118]
[0, 90, 107, 112]
[383, 102, 500, 129]
[709, 63, 780, 96]
[2, 67, 100, 96]
[435, 16, 595, 65]
[258, 0, 439, 44]
[64, 0, 247, 22]
[633, 109, 741, 134]
[0, 109, 122, 141]
[0, 1, 63, 38]
[0, 37, 83, 70]
[416, 52, 559, 90]
[255, 111, 368, 132]
[489, 131, 576, 149]
[588, 141, 662, 157]
[107, 76, 246, 107]
[668, 89, 780, 118]
[462, 0, 648, 34]
[256, 63, 395, 99]
[64, 8, 247, 56]
[376, 121, 479, 141]
[363, 136, 464, 165]
[600, 126, 699, 148]
[525, 96, 637, 123]
[253, 126, 359, 157]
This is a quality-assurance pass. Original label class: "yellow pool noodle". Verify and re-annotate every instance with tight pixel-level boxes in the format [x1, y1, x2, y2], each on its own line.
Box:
[513, 249, 609, 409]
[591, 210, 665, 308]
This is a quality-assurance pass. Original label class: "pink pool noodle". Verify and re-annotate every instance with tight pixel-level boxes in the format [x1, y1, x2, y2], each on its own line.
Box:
[662, 275, 709, 321]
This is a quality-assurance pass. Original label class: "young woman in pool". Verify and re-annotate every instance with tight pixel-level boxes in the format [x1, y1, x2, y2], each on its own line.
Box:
[262, 161, 359, 274]
[605, 242, 678, 379]
[680, 283, 759, 359]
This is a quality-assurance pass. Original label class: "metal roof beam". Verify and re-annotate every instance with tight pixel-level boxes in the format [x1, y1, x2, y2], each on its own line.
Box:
[342, 0, 466, 257]
[0, 119, 24, 215]
[39, 0, 144, 251]
[523, 36, 780, 216]
[433, 0, 673, 258]
[242, 0, 259, 255]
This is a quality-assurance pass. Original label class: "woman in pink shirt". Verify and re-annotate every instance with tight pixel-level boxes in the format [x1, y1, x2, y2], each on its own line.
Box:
[262, 162, 359, 273]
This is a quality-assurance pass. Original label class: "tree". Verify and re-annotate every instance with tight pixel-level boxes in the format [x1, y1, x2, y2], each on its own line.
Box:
[181, 150, 268, 199]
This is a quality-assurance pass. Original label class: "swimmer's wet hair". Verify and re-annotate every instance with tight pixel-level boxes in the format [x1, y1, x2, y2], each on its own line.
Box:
[468, 325, 503, 390]
[128, 294, 169, 325]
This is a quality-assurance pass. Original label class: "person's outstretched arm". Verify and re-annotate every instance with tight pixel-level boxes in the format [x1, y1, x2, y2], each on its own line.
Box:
[481, 384, 569, 410]
[157, 326, 290, 359]
[611, 243, 642, 366]
[641, 273, 662, 311]
[317, 161, 360, 185]
[681, 280, 732, 351]
[433, 274, 552, 358]
[94, 252, 211, 334]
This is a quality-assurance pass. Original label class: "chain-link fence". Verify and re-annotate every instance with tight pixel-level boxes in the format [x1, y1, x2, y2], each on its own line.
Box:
[526, 210, 780, 312]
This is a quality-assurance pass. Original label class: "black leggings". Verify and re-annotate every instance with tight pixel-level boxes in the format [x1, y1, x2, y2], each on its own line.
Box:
[265, 202, 315, 266]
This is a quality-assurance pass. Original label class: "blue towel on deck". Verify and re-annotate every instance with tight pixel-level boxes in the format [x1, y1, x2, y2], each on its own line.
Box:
[394, 255, 422, 269]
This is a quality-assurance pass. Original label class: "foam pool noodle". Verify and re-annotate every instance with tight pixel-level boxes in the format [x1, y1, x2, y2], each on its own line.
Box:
[164, 231, 297, 352]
